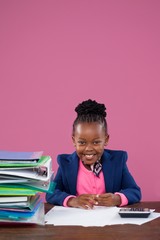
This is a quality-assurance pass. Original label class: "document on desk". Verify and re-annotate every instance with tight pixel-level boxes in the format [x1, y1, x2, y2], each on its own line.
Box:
[45, 206, 160, 226]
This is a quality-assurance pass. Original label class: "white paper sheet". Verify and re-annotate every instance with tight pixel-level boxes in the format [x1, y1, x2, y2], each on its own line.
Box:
[45, 206, 160, 226]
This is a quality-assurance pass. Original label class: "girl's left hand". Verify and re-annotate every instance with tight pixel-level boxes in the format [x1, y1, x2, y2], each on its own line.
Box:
[95, 193, 121, 206]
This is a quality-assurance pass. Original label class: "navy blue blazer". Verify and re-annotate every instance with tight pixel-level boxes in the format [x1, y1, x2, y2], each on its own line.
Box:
[46, 149, 141, 206]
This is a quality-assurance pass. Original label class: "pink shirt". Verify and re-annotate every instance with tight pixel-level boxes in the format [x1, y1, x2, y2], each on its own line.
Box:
[63, 160, 128, 207]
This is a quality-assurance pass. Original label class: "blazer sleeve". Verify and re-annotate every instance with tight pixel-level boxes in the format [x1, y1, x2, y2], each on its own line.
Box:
[46, 154, 77, 206]
[118, 152, 142, 204]
[46, 168, 70, 205]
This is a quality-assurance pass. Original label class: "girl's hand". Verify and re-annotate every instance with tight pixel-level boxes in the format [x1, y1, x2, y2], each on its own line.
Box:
[95, 193, 121, 206]
[67, 194, 98, 209]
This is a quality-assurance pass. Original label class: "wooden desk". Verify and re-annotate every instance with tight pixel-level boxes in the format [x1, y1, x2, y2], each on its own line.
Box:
[0, 202, 159, 240]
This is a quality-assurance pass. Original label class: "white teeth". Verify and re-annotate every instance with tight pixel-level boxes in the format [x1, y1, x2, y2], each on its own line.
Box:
[85, 154, 94, 156]
[85, 154, 94, 159]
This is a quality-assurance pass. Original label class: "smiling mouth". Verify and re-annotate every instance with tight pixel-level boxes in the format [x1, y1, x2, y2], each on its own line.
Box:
[83, 154, 96, 159]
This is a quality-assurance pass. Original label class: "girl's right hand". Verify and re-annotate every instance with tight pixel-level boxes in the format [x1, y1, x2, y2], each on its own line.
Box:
[67, 194, 98, 209]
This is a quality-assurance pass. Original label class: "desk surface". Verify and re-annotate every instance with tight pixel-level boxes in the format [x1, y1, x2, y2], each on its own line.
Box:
[0, 202, 160, 240]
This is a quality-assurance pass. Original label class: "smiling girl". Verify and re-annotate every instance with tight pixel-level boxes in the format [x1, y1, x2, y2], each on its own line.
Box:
[46, 99, 141, 209]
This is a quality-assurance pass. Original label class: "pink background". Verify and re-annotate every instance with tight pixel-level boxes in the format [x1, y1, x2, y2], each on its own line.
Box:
[0, 0, 160, 201]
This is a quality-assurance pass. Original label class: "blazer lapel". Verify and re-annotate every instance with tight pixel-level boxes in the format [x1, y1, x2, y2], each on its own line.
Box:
[102, 150, 114, 193]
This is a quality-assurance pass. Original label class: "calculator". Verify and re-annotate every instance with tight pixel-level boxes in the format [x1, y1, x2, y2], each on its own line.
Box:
[118, 208, 151, 218]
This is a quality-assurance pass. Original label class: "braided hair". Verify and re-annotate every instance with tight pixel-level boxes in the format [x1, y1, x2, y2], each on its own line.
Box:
[72, 99, 108, 135]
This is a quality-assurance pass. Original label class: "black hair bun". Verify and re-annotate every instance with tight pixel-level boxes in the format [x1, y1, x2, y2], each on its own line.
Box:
[75, 99, 106, 117]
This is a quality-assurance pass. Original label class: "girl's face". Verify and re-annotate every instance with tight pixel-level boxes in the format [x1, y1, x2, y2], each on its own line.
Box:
[72, 122, 109, 166]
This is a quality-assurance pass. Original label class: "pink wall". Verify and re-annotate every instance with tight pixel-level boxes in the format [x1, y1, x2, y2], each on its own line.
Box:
[0, 0, 160, 201]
